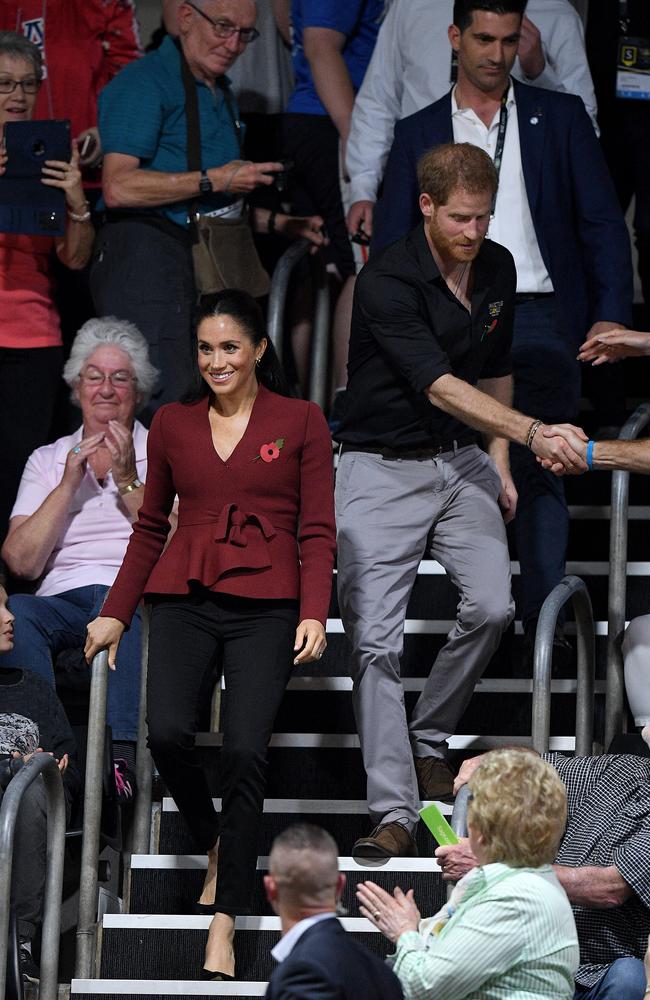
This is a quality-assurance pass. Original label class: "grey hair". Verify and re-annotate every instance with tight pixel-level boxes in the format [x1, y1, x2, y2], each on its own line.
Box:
[0, 31, 43, 79]
[63, 317, 159, 410]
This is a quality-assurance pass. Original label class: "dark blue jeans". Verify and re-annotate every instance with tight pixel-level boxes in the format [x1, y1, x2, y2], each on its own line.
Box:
[509, 296, 581, 626]
[574, 958, 646, 999]
[4, 585, 141, 741]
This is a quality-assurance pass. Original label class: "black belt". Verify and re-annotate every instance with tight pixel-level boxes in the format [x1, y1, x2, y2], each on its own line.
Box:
[515, 292, 555, 303]
[340, 433, 477, 460]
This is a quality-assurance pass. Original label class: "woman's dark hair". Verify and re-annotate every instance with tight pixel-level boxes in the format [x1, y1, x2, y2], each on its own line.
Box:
[181, 289, 289, 402]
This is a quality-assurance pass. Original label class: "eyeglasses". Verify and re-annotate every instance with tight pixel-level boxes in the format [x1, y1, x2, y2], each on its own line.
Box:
[79, 368, 136, 389]
[186, 2, 260, 43]
[0, 77, 40, 95]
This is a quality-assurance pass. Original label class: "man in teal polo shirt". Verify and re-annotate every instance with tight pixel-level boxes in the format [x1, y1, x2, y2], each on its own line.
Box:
[91, 0, 325, 419]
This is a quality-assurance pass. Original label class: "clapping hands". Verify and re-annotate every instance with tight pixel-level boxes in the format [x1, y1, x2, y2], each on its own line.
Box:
[578, 328, 650, 365]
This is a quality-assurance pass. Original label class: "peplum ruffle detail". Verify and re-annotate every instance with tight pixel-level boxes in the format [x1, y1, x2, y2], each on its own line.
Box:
[145, 503, 279, 593]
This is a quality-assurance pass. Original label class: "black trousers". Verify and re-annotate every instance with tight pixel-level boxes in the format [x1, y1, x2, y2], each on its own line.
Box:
[0, 345, 63, 543]
[146, 590, 298, 915]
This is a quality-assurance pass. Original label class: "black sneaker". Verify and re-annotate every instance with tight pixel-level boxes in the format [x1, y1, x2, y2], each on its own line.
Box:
[20, 944, 39, 985]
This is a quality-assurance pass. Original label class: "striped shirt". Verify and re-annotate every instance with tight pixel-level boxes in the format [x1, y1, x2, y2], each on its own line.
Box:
[390, 863, 579, 1000]
[545, 752, 650, 988]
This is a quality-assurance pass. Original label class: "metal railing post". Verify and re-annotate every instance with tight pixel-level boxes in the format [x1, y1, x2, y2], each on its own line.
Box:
[308, 255, 331, 412]
[531, 576, 595, 755]
[131, 608, 153, 857]
[267, 239, 311, 363]
[0, 754, 66, 1000]
[606, 403, 650, 749]
[446, 785, 472, 897]
[75, 649, 110, 979]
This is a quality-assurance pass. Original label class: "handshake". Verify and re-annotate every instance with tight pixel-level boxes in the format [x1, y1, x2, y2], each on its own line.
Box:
[532, 422, 590, 477]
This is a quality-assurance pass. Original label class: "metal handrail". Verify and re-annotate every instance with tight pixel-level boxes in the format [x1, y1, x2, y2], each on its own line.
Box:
[605, 403, 650, 749]
[445, 784, 472, 897]
[75, 649, 110, 979]
[531, 575, 595, 755]
[0, 754, 66, 1000]
[267, 239, 330, 410]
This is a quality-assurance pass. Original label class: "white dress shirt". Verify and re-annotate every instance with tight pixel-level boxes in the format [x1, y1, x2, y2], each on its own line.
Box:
[451, 84, 553, 294]
[271, 912, 338, 964]
[347, 0, 597, 204]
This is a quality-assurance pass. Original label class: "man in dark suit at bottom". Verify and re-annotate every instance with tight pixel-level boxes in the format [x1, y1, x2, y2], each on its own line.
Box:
[264, 824, 404, 1000]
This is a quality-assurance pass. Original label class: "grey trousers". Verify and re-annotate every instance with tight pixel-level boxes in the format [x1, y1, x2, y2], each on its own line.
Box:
[336, 445, 515, 829]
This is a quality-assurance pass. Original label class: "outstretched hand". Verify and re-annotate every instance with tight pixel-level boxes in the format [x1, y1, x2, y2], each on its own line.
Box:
[578, 328, 650, 365]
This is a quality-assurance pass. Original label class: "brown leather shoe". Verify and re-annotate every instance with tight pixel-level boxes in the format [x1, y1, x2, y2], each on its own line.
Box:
[352, 821, 418, 863]
[415, 756, 456, 802]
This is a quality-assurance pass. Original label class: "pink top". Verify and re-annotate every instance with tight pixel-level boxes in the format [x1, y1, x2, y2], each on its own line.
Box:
[10, 421, 148, 597]
[0, 233, 62, 349]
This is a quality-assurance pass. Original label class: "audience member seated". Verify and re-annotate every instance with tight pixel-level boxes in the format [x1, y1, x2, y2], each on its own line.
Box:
[264, 823, 403, 1000]
[437, 749, 650, 999]
[0, 566, 80, 988]
[358, 749, 578, 1000]
[0, 31, 95, 541]
[91, 0, 325, 420]
[1, 317, 159, 801]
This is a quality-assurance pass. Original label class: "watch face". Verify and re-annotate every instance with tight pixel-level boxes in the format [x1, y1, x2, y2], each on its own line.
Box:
[200, 175, 212, 194]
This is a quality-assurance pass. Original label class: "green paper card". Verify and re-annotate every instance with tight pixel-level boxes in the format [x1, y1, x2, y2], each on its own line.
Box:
[419, 802, 460, 846]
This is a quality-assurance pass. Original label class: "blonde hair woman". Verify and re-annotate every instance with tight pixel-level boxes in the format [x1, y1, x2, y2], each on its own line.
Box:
[357, 749, 579, 1000]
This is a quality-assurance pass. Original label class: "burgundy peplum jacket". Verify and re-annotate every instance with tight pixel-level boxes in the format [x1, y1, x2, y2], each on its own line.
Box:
[101, 386, 336, 626]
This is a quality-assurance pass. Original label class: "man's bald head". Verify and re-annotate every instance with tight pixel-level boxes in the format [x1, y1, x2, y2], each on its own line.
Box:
[267, 824, 341, 910]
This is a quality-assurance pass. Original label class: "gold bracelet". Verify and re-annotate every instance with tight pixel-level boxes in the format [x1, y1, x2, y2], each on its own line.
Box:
[118, 477, 143, 496]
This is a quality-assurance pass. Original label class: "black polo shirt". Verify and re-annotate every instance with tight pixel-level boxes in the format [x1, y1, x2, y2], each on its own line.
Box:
[336, 224, 516, 449]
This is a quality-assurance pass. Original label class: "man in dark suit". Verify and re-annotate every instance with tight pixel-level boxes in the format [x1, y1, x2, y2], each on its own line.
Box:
[372, 0, 633, 663]
[264, 824, 403, 1000]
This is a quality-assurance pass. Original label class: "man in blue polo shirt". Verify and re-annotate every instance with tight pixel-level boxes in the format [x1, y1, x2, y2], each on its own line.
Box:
[91, 0, 325, 419]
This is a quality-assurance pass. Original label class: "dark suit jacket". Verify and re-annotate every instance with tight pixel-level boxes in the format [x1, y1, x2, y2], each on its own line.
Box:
[372, 79, 633, 345]
[265, 917, 404, 1000]
[102, 386, 336, 627]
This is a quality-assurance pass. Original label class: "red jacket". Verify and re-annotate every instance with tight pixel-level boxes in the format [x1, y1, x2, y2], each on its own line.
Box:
[0, 0, 141, 139]
[102, 387, 336, 627]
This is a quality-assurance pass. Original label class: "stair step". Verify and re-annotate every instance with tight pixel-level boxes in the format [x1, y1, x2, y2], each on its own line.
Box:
[157, 799, 450, 855]
[195, 733, 577, 750]
[128, 856, 443, 916]
[97, 917, 389, 981]
[72, 982, 268, 997]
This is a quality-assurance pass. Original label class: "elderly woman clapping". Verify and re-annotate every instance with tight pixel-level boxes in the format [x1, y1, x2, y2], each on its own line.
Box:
[1, 317, 159, 801]
[357, 749, 579, 1000]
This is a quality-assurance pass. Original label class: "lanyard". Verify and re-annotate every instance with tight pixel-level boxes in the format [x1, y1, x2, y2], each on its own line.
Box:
[491, 88, 509, 212]
[619, 0, 630, 32]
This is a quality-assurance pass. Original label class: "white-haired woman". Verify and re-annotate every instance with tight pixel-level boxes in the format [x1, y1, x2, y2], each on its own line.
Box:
[1, 316, 159, 800]
[358, 749, 579, 1000]
[0, 31, 95, 539]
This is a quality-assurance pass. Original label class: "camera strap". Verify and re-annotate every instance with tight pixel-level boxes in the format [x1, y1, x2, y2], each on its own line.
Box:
[179, 43, 243, 240]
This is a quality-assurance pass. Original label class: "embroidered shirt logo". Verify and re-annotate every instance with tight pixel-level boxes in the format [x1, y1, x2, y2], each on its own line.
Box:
[488, 300, 503, 318]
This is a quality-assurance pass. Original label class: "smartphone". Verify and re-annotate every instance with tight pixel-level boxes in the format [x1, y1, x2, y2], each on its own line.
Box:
[419, 802, 460, 846]
[0, 119, 71, 236]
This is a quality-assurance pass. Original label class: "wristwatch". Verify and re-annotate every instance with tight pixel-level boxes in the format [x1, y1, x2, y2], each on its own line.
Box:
[118, 477, 144, 496]
[199, 170, 212, 195]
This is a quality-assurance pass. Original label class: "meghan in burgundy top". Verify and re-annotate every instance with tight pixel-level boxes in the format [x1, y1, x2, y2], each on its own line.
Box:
[102, 385, 335, 625]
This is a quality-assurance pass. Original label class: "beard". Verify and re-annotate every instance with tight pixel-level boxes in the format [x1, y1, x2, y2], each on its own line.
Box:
[426, 213, 484, 266]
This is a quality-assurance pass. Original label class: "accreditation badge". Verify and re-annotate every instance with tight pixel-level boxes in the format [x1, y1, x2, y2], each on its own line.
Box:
[616, 36, 650, 100]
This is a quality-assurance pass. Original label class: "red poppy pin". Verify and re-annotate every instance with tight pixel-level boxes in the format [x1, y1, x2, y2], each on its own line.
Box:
[255, 438, 285, 463]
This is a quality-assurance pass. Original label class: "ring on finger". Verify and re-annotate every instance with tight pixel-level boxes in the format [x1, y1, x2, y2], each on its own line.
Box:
[72, 445, 81, 454]
[373, 910, 381, 920]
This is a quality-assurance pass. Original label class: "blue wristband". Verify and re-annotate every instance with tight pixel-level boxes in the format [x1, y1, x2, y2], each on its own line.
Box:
[586, 440, 595, 471]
